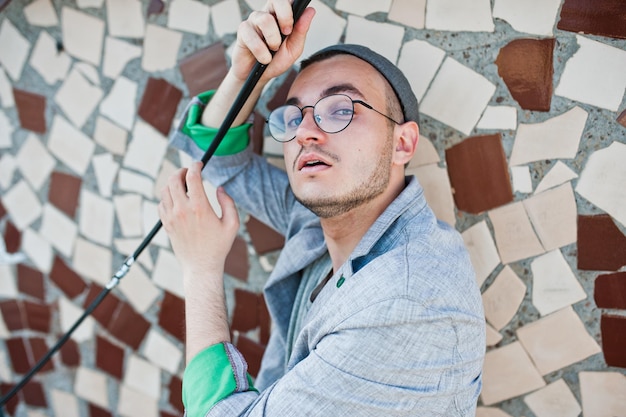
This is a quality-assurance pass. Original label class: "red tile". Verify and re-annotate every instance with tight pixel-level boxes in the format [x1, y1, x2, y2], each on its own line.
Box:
[495, 38, 555, 111]
[594, 272, 626, 310]
[96, 335, 124, 379]
[0, 200, 6, 219]
[232, 289, 261, 333]
[50, 255, 87, 299]
[168, 376, 184, 413]
[0, 383, 20, 415]
[236, 335, 265, 378]
[259, 294, 271, 346]
[445, 133, 513, 214]
[3, 221, 20, 253]
[84, 284, 119, 328]
[618, 109, 626, 128]
[578, 214, 626, 271]
[159, 291, 185, 342]
[0, 300, 24, 331]
[89, 403, 113, 417]
[266, 69, 297, 111]
[179, 42, 228, 97]
[13, 88, 46, 133]
[107, 302, 150, 349]
[60, 337, 81, 367]
[17, 264, 45, 301]
[161, 411, 182, 417]
[23, 300, 51, 333]
[147, 0, 164, 16]
[600, 314, 626, 368]
[138, 77, 183, 136]
[251, 111, 266, 156]
[225, 236, 249, 282]
[22, 380, 46, 407]
[246, 216, 285, 255]
[6, 337, 31, 374]
[29, 337, 54, 372]
[558, 0, 626, 40]
[48, 172, 82, 218]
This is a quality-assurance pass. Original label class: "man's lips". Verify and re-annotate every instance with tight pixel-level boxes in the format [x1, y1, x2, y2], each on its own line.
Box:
[297, 153, 333, 171]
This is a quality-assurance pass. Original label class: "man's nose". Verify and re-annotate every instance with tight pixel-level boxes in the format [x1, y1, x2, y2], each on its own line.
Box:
[295, 108, 326, 144]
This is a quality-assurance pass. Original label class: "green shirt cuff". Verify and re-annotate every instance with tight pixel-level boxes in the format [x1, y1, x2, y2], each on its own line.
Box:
[181, 90, 251, 156]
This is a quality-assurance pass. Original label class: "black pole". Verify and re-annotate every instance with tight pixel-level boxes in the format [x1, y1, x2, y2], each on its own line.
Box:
[0, 0, 311, 410]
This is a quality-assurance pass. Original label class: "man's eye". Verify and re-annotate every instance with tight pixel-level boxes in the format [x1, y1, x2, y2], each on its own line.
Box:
[285, 115, 302, 128]
[330, 107, 354, 118]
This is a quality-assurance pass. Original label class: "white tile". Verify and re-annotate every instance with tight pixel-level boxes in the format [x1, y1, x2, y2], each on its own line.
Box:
[74, 62, 100, 86]
[99, 75, 138, 131]
[59, 297, 95, 343]
[299, 0, 346, 63]
[488, 201, 544, 264]
[1, 180, 42, 230]
[397, 39, 445, 102]
[524, 379, 581, 417]
[61, 6, 105, 66]
[117, 264, 160, 314]
[48, 115, 96, 176]
[407, 163, 456, 227]
[24, 0, 59, 27]
[143, 329, 182, 374]
[142, 24, 183, 72]
[211, 0, 241, 37]
[531, 250, 587, 317]
[535, 161, 578, 194]
[77, 0, 104, 8]
[576, 141, 626, 228]
[118, 384, 159, 417]
[482, 266, 526, 331]
[50, 390, 81, 417]
[335, 0, 392, 16]
[0, 19, 31, 81]
[492, 0, 561, 36]
[420, 57, 496, 135]
[580, 372, 626, 417]
[39, 203, 78, 258]
[0, 110, 13, 148]
[55, 68, 104, 128]
[74, 367, 109, 409]
[0, 153, 17, 189]
[0, 264, 18, 298]
[476, 407, 514, 417]
[72, 238, 112, 286]
[485, 323, 503, 347]
[523, 183, 577, 251]
[476, 106, 517, 130]
[79, 189, 114, 246]
[0, 67, 14, 107]
[481, 341, 545, 406]
[153, 159, 178, 200]
[114, 238, 154, 271]
[143, 200, 169, 248]
[118, 169, 155, 199]
[511, 165, 532, 194]
[124, 354, 161, 399]
[244, 0, 264, 10]
[426, 0, 494, 32]
[102, 36, 142, 79]
[388, 0, 426, 29]
[555, 35, 626, 112]
[106, 0, 145, 38]
[29, 31, 72, 85]
[509, 106, 587, 166]
[168, 0, 210, 35]
[16, 134, 56, 191]
[92, 153, 120, 198]
[0, 348, 11, 380]
[407, 135, 440, 168]
[462, 220, 500, 287]
[152, 249, 184, 299]
[344, 15, 404, 64]
[113, 194, 143, 237]
[123, 120, 168, 178]
[22, 228, 53, 273]
[94, 116, 128, 155]
[517, 306, 601, 375]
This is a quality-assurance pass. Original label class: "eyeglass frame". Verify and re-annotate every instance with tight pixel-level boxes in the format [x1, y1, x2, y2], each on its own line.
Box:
[265, 93, 402, 142]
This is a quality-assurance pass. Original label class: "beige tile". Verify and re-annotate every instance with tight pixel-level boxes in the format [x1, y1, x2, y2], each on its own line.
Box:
[0, 348, 11, 381]
[50, 390, 81, 417]
[92, 153, 120, 198]
[461, 220, 500, 287]
[102, 36, 142, 79]
[74, 367, 109, 409]
[476, 407, 514, 417]
[0, 68, 14, 107]
[397, 39, 445, 102]
[142, 24, 183, 72]
[143, 329, 182, 374]
[113, 194, 143, 237]
[0, 20, 31, 81]
[0, 264, 18, 298]
[524, 379, 581, 417]
[344, 15, 404, 63]
[79, 189, 114, 246]
[299, 1, 346, 62]
[211, 0, 242, 37]
[511, 166, 533, 194]
[77, 0, 104, 8]
[1, 180, 42, 230]
[117, 264, 160, 314]
[531, 250, 587, 316]
[476, 105, 518, 131]
[0, 153, 17, 189]
[72, 237, 112, 286]
[118, 384, 159, 417]
[335, 0, 392, 16]
[55, 67, 104, 128]
[168, 0, 210, 35]
[517, 306, 601, 375]
[493, 0, 561, 36]
[420, 58, 496, 135]
[153, 159, 178, 200]
[99, 76, 138, 131]
[74, 62, 100, 86]
[407, 163, 456, 227]
[22, 228, 53, 274]
[118, 169, 155, 199]
[576, 141, 626, 228]
[481, 341, 545, 405]
[124, 354, 161, 399]
[488, 201, 544, 264]
[61, 6, 105, 66]
[24, 0, 59, 27]
[94, 116, 128, 155]
[408, 136, 440, 168]
[106, 0, 145, 38]
[48, 115, 96, 176]
[485, 323, 503, 347]
[123, 120, 168, 178]
[580, 371, 626, 417]
[152, 249, 185, 299]
[510, 106, 587, 166]
[388, 0, 426, 29]
[0, 110, 13, 148]
[59, 297, 95, 343]
[535, 161, 578, 194]
[482, 266, 526, 331]
[143, 200, 169, 248]
[30, 31, 72, 85]
[16, 134, 56, 191]
[114, 238, 154, 271]
[39, 203, 77, 258]
[426, 0, 494, 32]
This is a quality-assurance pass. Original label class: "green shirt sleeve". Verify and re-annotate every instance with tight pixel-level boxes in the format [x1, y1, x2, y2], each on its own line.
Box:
[181, 90, 251, 156]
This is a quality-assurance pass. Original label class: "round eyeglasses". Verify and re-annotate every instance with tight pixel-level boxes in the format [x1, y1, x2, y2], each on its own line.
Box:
[266, 93, 401, 142]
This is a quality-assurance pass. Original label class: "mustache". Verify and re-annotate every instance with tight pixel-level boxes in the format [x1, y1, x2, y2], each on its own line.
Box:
[292, 143, 341, 171]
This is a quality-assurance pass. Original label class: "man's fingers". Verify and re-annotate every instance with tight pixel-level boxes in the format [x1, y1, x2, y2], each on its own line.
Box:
[185, 161, 205, 200]
[216, 187, 239, 230]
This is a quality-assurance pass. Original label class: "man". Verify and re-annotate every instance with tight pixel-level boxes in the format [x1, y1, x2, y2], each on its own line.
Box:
[158, 1, 485, 416]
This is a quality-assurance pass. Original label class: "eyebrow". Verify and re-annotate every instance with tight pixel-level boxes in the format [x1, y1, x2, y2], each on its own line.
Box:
[285, 83, 365, 106]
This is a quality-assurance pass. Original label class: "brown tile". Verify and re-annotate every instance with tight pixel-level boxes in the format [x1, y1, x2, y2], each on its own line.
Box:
[232, 289, 261, 333]
[618, 109, 626, 128]
[6, 337, 31, 374]
[147, 0, 165, 16]
[107, 301, 150, 349]
[89, 403, 113, 417]
[48, 171, 82, 218]
[251, 111, 266, 156]
[23, 300, 51, 333]
[60, 337, 81, 367]
[168, 376, 184, 414]
[0, 300, 24, 330]
[13, 88, 47, 133]
[0, 383, 20, 415]
[266, 69, 297, 111]
[445, 133, 513, 214]
[236, 335, 265, 378]
[138, 77, 183, 136]
[84, 284, 119, 328]
[246, 216, 285, 255]
[159, 291, 185, 342]
[3, 221, 20, 253]
[558, 0, 626, 40]
[22, 380, 46, 407]
[50, 255, 87, 299]
[578, 214, 626, 271]
[259, 294, 271, 345]
[179, 42, 228, 97]
[17, 263, 45, 301]
[225, 236, 250, 282]
[161, 411, 181, 417]
[594, 272, 626, 310]
[29, 337, 54, 372]
[601, 314, 626, 368]
[0, 200, 6, 219]
[96, 335, 124, 379]
[495, 38, 555, 112]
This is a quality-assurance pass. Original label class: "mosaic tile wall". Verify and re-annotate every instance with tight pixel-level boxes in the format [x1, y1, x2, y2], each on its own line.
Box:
[0, 0, 625, 416]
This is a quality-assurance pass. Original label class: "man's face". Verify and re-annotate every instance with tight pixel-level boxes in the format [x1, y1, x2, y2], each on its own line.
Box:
[282, 55, 399, 218]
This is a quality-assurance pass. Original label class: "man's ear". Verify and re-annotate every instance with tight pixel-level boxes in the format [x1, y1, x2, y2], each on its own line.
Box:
[393, 121, 419, 166]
